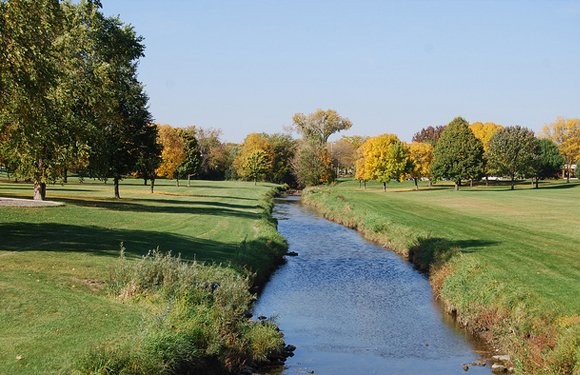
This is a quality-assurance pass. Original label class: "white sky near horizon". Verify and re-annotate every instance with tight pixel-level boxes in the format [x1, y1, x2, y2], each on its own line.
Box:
[101, 0, 580, 143]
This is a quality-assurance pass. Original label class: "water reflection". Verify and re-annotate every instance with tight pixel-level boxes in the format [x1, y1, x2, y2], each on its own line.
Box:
[253, 197, 490, 375]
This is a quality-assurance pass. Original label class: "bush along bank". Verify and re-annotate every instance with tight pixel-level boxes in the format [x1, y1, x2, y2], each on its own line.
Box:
[302, 186, 578, 375]
[73, 186, 290, 374]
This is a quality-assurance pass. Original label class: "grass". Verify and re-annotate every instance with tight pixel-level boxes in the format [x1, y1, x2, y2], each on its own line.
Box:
[303, 178, 580, 374]
[0, 176, 287, 374]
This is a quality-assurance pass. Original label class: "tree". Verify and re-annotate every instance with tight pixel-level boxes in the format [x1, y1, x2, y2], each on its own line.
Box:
[195, 127, 230, 180]
[329, 136, 368, 177]
[176, 127, 201, 187]
[487, 126, 539, 190]
[469, 122, 503, 185]
[292, 141, 334, 187]
[134, 123, 162, 193]
[407, 142, 434, 190]
[156, 125, 186, 184]
[358, 134, 410, 191]
[291, 109, 351, 186]
[244, 150, 272, 185]
[292, 109, 352, 145]
[265, 133, 296, 185]
[532, 138, 565, 188]
[541, 118, 580, 183]
[431, 117, 484, 190]
[234, 133, 274, 182]
[0, 0, 68, 200]
[412, 125, 445, 146]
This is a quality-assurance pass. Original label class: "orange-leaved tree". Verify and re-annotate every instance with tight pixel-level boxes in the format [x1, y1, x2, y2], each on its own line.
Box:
[407, 142, 434, 190]
[156, 124, 185, 185]
[541, 117, 580, 182]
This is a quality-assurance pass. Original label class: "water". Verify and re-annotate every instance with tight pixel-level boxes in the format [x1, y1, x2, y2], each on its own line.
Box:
[253, 197, 490, 375]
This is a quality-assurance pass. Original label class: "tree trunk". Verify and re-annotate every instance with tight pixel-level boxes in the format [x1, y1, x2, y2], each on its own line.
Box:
[414, 178, 419, 190]
[114, 177, 121, 199]
[150, 178, 155, 193]
[363, 180, 367, 190]
[470, 179, 473, 188]
[144, 178, 148, 186]
[485, 175, 489, 187]
[64, 168, 68, 184]
[428, 179, 432, 187]
[359, 180, 362, 188]
[455, 180, 461, 191]
[254, 177, 257, 185]
[566, 160, 571, 183]
[33, 182, 46, 201]
[176, 176, 180, 187]
[188, 174, 191, 187]
[535, 177, 539, 189]
[383, 182, 387, 192]
[511, 174, 515, 190]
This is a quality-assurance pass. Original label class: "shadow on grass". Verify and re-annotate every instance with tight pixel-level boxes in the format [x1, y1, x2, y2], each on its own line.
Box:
[409, 237, 500, 272]
[0, 222, 282, 271]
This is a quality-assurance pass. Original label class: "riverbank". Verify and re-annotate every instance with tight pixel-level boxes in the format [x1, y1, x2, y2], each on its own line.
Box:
[302, 180, 579, 374]
[0, 178, 288, 374]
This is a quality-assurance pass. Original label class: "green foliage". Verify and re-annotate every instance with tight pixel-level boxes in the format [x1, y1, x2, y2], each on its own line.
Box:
[431, 117, 484, 188]
[176, 127, 201, 180]
[534, 138, 565, 180]
[265, 133, 296, 186]
[487, 126, 539, 189]
[243, 150, 272, 184]
[292, 141, 334, 187]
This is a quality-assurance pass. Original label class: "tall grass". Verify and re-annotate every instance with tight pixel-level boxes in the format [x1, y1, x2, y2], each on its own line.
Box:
[74, 249, 285, 374]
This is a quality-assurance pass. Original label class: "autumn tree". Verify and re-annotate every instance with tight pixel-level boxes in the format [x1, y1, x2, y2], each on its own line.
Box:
[487, 126, 539, 190]
[469, 122, 503, 185]
[234, 133, 274, 182]
[532, 138, 565, 188]
[194, 127, 231, 180]
[358, 134, 410, 191]
[541, 117, 580, 182]
[407, 142, 434, 190]
[292, 141, 334, 187]
[412, 125, 445, 146]
[156, 125, 186, 185]
[431, 117, 484, 190]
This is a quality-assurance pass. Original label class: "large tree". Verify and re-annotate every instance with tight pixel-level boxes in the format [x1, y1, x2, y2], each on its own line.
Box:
[233, 133, 273, 182]
[358, 134, 410, 191]
[541, 117, 580, 182]
[487, 126, 539, 190]
[0, 0, 68, 200]
[431, 117, 484, 190]
[156, 124, 186, 183]
[292, 109, 352, 145]
[265, 133, 296, 185]
[176, 127, 201, 187]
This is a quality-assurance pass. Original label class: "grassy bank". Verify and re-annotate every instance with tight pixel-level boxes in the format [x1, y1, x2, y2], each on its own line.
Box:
[303, 179, 579, 374]
[0, 177, 287, 374]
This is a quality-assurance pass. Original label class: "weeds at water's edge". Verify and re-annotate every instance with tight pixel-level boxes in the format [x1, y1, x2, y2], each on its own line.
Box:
[302, 186, 579, 375]
[73, 249, 286, 375]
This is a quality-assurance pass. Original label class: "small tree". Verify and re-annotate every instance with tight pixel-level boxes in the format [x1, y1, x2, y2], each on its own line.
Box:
[542, 118, 580, 182]
[244, 150, 272, 185]
[487, 126, 539, 190]
[177, 127, 201, 187]
[469, 122, 503, 185]
[156, 125, 186, 186]
[431, 117, 484, 190]
[407, 142, 434, 190]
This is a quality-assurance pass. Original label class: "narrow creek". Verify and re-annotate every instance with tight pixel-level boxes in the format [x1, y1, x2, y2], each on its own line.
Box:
[253, 197, 491, 374]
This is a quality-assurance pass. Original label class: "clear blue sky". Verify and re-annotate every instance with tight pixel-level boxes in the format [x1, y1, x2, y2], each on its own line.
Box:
[101, 0, 580, 143]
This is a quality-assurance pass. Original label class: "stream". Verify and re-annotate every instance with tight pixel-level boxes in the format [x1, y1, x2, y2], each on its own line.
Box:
[253, 197, 491, 374]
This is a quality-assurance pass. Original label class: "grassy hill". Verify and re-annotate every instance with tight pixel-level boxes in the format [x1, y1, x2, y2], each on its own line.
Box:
[0, 177, 287, 374]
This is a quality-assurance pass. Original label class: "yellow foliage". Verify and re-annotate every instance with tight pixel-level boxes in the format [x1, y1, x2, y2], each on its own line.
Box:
[234, 133, 274, 179]
[469, 122, 503, 152]
[541, 117, 580, 165]
[407, 142, 434, 180]
[356, 134, 409, 184]
[156, 124, 185, 179]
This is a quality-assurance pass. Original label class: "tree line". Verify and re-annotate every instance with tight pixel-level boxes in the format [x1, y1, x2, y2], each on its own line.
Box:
[351, 116, 579, 191]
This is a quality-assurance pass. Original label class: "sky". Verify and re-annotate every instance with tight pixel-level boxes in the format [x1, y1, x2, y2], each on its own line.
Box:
[100, 0, 580, 143]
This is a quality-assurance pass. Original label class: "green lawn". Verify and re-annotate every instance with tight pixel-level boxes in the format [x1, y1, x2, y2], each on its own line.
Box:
[304, 179, 580, 374]
[0, 177, 286, 374]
